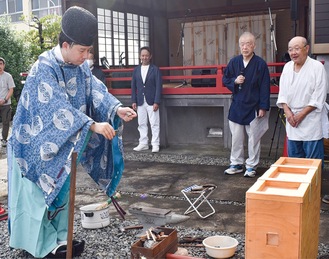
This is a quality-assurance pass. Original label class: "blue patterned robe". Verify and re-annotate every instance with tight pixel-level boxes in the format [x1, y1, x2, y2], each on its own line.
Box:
[7, 46, 124, 257]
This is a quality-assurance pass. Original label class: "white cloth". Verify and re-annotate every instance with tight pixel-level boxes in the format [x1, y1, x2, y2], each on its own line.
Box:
[249, 110, 270, 144]
[137, 101, 160, 146]
[277, 57, 328, 141]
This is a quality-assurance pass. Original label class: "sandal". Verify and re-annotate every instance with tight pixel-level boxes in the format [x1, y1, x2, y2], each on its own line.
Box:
[45, 240, 85, 258]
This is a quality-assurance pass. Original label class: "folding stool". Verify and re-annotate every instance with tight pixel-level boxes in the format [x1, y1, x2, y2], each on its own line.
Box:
[181, 184, 217, 219]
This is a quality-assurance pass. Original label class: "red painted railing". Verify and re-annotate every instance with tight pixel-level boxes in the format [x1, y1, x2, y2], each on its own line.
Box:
[104, 62, 285, 95]
[20, 62, 286, 95]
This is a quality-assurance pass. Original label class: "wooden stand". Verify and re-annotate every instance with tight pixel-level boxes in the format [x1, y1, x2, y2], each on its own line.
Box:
[245, 157, 321, 259]
[67, 152, 77, 259]
[272, 157, 322, 168]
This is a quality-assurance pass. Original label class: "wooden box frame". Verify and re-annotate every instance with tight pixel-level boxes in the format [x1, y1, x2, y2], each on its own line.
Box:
[246, 162, 321, 259]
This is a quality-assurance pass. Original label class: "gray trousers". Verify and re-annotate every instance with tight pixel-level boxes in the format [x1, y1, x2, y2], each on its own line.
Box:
[0, 104, 11, 140]
[228, 120, 261, 169]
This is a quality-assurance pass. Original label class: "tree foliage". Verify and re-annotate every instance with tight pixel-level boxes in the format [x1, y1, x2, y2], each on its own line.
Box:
[25, 14, 62, 61]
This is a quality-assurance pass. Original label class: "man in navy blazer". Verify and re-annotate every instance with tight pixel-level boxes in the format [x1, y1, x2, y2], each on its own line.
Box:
[131, 46, 163, 152]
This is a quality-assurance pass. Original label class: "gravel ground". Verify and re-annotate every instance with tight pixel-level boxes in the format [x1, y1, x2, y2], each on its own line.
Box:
[1, 149, 329, 258]
[0, 215, 247, 259]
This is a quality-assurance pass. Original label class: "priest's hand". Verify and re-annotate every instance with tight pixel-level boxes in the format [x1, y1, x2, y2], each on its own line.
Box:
[117, 107, 137, 122]
[90, 122, 117, 140]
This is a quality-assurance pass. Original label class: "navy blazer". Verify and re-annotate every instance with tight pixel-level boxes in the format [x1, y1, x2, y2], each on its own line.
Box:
[131, 64, 163, 106]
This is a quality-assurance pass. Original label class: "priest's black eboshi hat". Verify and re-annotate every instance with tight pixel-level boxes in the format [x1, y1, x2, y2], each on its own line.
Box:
[61, 6, 97, 46]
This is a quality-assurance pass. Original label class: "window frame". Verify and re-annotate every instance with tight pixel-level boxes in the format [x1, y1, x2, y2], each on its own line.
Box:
[97, 8, 150, 67]
[31, 0, 61, 17]
[0, 0, 23, 22]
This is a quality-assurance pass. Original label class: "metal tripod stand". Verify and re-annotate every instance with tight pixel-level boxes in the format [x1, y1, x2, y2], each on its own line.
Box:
[268, 108, 286, 160]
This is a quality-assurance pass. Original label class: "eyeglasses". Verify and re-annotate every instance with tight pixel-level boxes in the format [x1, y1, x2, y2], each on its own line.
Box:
[239, 42, 253, 48]
[287, 45, 307, 53]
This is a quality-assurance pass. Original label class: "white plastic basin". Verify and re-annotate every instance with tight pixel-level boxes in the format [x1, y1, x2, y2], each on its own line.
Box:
[202, 235, 239, 258]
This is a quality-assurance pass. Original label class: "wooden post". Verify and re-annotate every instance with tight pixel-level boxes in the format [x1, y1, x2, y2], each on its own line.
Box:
[66, 152, 77, 259]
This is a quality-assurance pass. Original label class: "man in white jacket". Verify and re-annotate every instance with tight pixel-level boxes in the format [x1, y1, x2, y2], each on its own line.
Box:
[277, 36, 328, 202]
